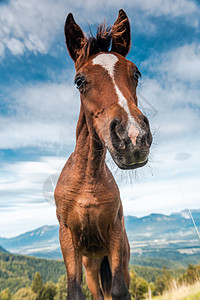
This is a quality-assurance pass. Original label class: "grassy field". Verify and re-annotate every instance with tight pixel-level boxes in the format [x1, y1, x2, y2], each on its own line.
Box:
[151, 280, 200, 300]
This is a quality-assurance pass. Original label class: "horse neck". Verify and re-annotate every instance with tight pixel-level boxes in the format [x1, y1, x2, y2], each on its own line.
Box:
[74, 102, 106, 179]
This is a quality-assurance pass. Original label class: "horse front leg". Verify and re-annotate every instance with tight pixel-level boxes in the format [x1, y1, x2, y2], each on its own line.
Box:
[109, 219, 131, 300]
[122, 230, 131, 289]
[59, 222, 84, 300]
[83, 256, 104, 300]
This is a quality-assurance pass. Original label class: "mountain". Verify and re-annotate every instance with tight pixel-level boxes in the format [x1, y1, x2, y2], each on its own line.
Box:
[125, 209, 200, 242]
[125, 209, 200, 266]
[0, 245, 9, 253]
[0, 209, 199, 264]
[0, 225, 61, 258]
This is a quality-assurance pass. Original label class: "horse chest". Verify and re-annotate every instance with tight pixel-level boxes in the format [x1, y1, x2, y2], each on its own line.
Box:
[76, 194, 119, 226]
[64, 194, 120, 256]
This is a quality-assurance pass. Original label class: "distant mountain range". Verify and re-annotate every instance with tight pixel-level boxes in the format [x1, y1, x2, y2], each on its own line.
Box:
[0, 246, 8, 253]
[126, 209, 200, 243]
[0, 225, 60, 259]
[0, 209, 200, 264]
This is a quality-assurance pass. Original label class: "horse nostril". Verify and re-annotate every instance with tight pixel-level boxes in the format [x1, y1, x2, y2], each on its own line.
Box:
[142, 115, 149, 129]
[147, 132, 153, 146]
[138, 114, 152, 147]
[110, 118, 126, 150]
[110, 118, 120, 133]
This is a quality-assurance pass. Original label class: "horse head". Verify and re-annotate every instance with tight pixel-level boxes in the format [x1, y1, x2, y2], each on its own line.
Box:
[65, 10, 152, 170]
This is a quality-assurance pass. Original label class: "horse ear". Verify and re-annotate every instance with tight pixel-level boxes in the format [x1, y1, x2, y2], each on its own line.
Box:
[65, 13, 85, 62]
[111, 9, 131, 57]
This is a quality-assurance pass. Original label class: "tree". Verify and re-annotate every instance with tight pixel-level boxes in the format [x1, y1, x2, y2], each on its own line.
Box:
[40, 281, 56, 300]
[136, 277, 148, 299]
[31, 272, 46, 300]
[31, 272, 44, 295]
[148, 282, 155, 298]
[55, 275, 67, 300]
[154, 267, 173, 296]
[129, 269, 137, 298]
[179, 264, 200, 285]
[13, 287, 37, 300]
[0, 288, 12, 300]
[129, 269, 148, 299]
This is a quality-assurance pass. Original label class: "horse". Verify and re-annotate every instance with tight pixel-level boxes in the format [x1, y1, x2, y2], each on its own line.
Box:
[54, 9, 152, 300]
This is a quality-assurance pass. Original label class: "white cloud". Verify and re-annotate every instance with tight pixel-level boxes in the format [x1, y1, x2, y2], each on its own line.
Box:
[70, 0, 199, 22]
[0, 157, 65, 202]
[6, 38, 24, 55]
[137, 80, 200, 151]
[0, 0, 199, 57]
[0, 203, 58, 238]
[139, 42, 200, 146]
[133, 0, 198, 18]
[0, 0, 66, 57]
[0, 156, 65, 237]
[147, 43, 200, 83]
[121, 176, 199, 217]
[0, 80, 79, 150]
[0, 41, 4, 56]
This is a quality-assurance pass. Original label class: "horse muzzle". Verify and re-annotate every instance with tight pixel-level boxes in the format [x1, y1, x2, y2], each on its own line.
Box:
[109, 116, 152, 170]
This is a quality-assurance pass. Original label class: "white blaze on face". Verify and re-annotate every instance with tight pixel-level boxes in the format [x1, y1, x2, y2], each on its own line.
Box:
[92, 53, 140, 144]
[92, 53, 118, 78]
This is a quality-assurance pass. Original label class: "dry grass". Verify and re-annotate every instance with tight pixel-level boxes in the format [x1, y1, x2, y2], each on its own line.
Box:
[149, 280, 200, 300]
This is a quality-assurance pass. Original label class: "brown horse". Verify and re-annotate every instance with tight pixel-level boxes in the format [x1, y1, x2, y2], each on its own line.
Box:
[55, 9, 152, 300]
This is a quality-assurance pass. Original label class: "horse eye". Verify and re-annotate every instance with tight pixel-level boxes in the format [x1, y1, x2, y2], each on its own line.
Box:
[75, 75, 85, 90]
[134, 70, 141, 81]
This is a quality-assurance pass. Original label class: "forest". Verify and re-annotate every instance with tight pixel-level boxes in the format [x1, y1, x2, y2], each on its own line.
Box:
[0, 252, 200, 299]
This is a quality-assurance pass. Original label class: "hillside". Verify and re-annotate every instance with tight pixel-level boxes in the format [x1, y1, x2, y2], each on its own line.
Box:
[0, 251, 185, 294]
[0, 246, 9, 253]
[0, 252, 65, 294]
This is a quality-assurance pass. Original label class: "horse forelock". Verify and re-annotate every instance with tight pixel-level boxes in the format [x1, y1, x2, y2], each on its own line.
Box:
[75, 18, 128, 68]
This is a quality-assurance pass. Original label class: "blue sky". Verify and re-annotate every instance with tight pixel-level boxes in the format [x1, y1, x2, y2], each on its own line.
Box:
[0, 0, 200, 237]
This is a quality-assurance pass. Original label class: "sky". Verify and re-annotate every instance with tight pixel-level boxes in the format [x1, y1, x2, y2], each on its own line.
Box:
[0, 0, 200, 237]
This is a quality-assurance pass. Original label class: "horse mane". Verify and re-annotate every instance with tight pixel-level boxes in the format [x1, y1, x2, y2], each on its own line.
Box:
[76, 18, 127, 66]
